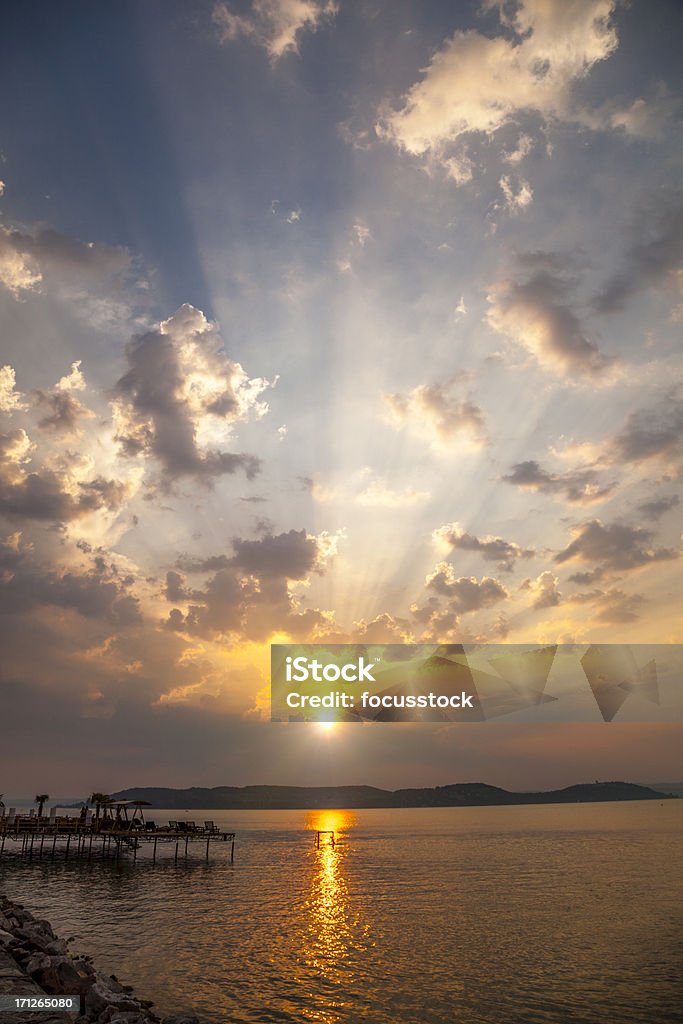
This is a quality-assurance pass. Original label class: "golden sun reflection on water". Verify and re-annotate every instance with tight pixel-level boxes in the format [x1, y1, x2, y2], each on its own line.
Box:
[300, 810, 371, 1021]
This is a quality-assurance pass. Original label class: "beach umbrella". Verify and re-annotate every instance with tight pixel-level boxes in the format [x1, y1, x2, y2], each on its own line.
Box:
[128, 800, 151, 823]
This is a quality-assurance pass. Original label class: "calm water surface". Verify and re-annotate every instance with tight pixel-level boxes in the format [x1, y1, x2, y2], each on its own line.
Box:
[1, 802, 681, 1024]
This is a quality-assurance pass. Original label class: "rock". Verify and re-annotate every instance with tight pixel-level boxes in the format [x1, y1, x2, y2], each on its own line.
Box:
[31, 954, 96, 996]
[85, 981, 144, 1019]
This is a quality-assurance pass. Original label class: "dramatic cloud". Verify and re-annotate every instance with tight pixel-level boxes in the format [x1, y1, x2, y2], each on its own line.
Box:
[555, 520, 679, 572]
[378, 0, 620, 174]
[502, 459, 615, 504]
[0, 534, 141, 625]
[166, 529, 341, 641]
[113, 304, 270, 485]
[433, 522, 534, 571]
[0, 427, 128, 524]
[487, 268, 612, 375]
[384, 380, 487, 449]
[213, 0, 337, 60]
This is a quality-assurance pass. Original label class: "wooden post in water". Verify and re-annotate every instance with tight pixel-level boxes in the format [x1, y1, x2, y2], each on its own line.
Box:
[231, 837, 235, 864]
[153, 836, 158, 864]
[65, 834, 71, 860]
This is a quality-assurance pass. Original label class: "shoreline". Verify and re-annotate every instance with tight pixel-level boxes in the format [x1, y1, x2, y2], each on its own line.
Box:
[0, 895, 201, 1024]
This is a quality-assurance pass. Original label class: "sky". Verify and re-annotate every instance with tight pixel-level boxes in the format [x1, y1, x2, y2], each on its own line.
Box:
[0, 0, 682, 796]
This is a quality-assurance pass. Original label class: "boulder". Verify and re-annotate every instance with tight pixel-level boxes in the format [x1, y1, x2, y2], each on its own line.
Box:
[85, 982, 143, 1019]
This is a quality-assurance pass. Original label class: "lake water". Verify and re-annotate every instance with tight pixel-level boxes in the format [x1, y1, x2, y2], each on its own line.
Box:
[1, 802, 681, 1023]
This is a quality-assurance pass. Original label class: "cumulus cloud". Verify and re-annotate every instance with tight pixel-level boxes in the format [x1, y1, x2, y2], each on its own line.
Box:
[555, 519, 679, 572]
[34, 365, 95, 434]
[377, 0, 620, 175]
[521, 570, 561, 609]
[0, 229, 42, 295]
[35, 390, 94, 433]
[487, 267, 612, 375]
[0, 366, 27, 413]
[384, 379, 487, 449]
[352, 612, 414, 644]
[231, 528, 323, 579]
[425, 563, 508, 612]
[0, 426, 128, 524]
[433, 522, 534, 571]
[167, 528, 341, 642]
[0, 535, 141, 625]
[502, 459, 615, 504]
[213, 0, 337, 60]
[113, 304, 271, 485]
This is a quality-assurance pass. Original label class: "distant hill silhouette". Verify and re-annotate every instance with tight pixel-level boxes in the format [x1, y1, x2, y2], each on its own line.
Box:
[110, 781, 675, 810]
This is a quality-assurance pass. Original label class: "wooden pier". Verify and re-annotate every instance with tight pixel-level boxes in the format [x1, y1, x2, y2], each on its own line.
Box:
[0, 818, 235, 864]
[315, 829, 335, 847]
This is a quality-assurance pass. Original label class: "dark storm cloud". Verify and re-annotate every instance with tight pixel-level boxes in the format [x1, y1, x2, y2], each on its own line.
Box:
[435, 523, 534, 571]
[502, 459, 615, 504]
[555, 520, 679, 572]
[594, 193, 683, 313]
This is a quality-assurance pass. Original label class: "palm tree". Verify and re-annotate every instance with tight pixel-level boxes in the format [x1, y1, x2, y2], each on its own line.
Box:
[89, 793, 112, 821]
[35, 794, 49, 818]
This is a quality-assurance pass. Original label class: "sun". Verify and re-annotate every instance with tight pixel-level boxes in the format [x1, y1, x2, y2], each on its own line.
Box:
[317, 721, 337, 733]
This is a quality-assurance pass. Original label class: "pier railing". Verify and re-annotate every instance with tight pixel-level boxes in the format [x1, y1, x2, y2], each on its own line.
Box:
[0, 816, 236, 863]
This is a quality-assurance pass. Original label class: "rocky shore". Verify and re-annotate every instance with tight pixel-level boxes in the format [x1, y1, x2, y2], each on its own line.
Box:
[0, 895, 201, 1024]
